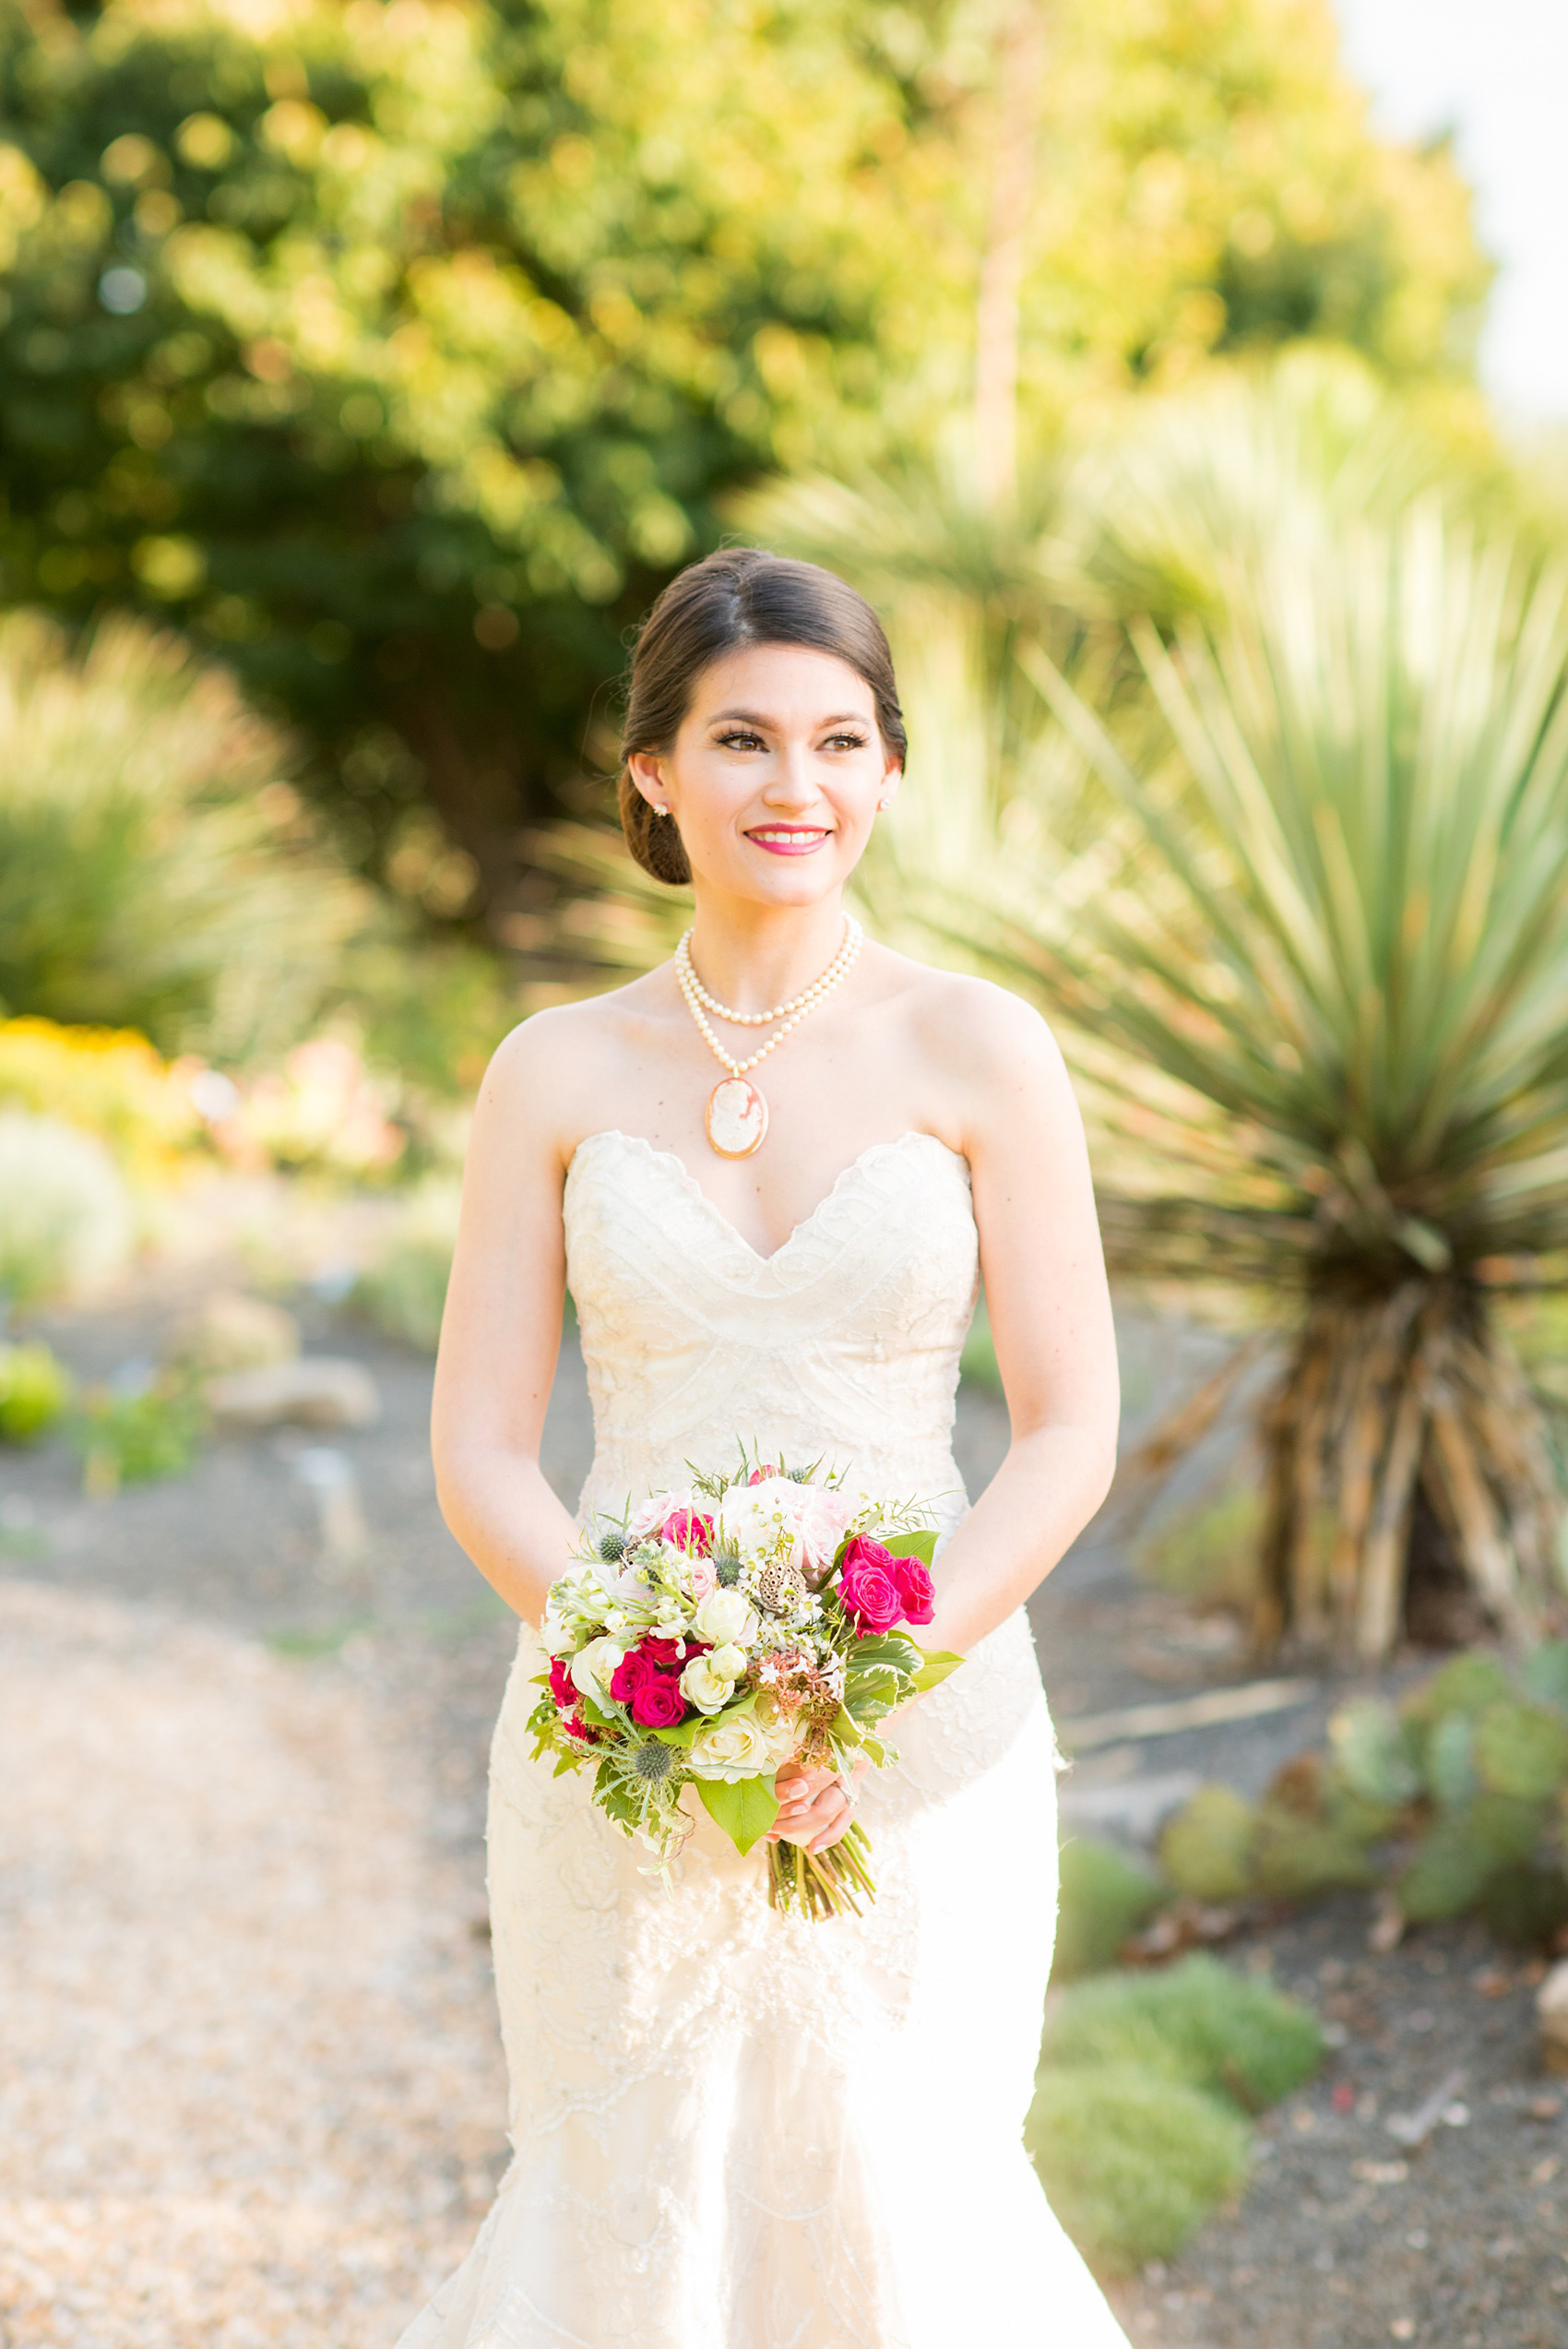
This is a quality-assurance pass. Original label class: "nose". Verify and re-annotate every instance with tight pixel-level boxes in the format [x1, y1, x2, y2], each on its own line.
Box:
[758, 740, 820, 810]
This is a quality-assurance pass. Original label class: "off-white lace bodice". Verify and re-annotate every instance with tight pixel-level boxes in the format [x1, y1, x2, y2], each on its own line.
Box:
[564, 1128, 980, 1522]
[397, 1127, 1130, 2349]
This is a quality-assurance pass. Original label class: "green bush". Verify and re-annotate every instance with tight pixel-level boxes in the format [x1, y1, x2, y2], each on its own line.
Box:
[0, 1341, 74, 1441]
[0, 612, 360, 1061]
[74, 1376, 205, 1494]
[1027, 2065, 1251, 2274]
[0, 1109, 135, 1303]
[1040, 1953, 1323, 2114]
[1053, 1837, 1168, 1981]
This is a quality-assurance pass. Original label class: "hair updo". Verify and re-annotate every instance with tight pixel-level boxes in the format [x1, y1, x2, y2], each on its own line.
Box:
[616, 548, 907, 887]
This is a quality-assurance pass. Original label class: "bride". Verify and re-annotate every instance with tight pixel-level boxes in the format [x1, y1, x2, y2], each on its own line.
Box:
[403, 548, 1129, 2347]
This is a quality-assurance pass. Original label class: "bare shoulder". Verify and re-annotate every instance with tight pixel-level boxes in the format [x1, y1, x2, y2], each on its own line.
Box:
[876, 950, 1069, 1099]
[476, 971, 672, 1161]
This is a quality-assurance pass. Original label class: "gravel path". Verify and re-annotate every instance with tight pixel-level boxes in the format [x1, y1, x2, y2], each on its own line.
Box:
[5, 1260, 1567, 2344]
[0, 1581, 505, 2347]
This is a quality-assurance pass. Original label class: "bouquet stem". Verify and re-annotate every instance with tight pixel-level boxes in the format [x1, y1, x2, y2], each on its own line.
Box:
[766, 1822, 877, 1921]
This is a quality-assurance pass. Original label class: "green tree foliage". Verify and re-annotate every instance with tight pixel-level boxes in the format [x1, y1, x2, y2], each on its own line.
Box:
[0, 0, 1488, 923]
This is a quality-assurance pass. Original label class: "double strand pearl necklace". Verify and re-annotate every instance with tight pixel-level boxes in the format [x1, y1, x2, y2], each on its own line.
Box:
[675, 916, 862, 1157]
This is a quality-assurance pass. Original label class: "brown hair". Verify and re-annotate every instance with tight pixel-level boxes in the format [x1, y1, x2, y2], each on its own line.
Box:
[617, 548, 907, 886]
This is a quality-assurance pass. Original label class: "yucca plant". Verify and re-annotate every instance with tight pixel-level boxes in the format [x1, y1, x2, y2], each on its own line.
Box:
[0, 612, 362, 1061]
[911, 507, 1568, 1659]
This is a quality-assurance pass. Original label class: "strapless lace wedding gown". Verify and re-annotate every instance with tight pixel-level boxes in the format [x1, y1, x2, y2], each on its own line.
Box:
[398, 1129, 1128, 2348]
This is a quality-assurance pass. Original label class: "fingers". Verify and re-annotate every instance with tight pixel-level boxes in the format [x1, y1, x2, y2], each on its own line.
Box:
[808, 1782, 854, 1854]
[766, 1766, 850, 1847]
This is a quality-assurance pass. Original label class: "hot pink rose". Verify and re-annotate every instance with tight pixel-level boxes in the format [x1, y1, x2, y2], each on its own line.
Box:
[642, 1634, 707, 1669]
[891, 1554, 935, 1627]
[609, 1648, 656, 1705]
[661, 1507, 714, 1555]
[564, 1712, 602, 1743]
[837, 1536, 905, 1636]
[549, 1657, 576, 1710]
[631, 1675, 688, 1728]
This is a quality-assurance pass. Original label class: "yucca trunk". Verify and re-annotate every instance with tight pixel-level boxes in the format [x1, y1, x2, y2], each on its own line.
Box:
[1255, 1279, 1561, 1662]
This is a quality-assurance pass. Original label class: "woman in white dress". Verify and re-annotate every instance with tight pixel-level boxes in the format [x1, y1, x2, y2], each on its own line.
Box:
[406, 549, 1129, 2348]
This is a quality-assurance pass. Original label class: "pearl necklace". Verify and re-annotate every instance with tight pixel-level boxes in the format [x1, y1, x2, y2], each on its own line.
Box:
[675, 917, 863, 1157]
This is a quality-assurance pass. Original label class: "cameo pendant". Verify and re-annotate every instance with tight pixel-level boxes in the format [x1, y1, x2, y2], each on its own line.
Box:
[706, 1076, 767, 1158]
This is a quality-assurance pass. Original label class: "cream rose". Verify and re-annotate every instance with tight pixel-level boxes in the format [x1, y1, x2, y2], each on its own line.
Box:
[707, 1641, 747, 1679]
[754, 1691, 802, 1765]
[569, 1633, 627, 1707]
[692, 1588, 760, 1648]
[679, 1655, 737, 1716]
[687, 1704, 777, 1781]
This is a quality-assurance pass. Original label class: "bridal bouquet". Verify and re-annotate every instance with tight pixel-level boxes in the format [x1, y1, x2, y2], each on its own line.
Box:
[528, 1457, 961, 1919]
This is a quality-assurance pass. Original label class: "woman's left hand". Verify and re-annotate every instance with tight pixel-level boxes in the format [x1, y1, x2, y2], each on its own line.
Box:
[766, 1755, 868, 1854]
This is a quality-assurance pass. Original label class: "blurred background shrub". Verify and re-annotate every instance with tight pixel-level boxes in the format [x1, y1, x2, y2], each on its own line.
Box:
[0, 1109, 136, 1304]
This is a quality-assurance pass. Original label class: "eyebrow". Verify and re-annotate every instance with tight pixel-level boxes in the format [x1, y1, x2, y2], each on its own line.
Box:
[706, 708, 870, 728]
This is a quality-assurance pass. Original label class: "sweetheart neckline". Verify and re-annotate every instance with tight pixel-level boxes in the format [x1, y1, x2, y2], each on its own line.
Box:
[565, 1127, 968, 1268]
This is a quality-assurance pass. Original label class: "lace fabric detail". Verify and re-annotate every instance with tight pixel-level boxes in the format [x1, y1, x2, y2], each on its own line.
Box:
[396, 1129, 1129, 2349]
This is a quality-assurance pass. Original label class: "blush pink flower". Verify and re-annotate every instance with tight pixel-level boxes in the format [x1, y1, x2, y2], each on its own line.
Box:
[684, 1558, 718, 1602]
[837, 1536, 905, 1636]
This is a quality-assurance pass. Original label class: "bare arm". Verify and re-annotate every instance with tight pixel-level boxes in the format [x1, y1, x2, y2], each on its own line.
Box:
[923, 987, 1120, 1657]
[430, 1020, 580, 1623]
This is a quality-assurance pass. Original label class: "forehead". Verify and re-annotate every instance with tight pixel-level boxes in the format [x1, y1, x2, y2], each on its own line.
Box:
[685, 641, 878, 724]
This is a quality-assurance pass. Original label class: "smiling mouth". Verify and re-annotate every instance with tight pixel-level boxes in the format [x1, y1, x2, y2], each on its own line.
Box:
[746, 826, 831, 854]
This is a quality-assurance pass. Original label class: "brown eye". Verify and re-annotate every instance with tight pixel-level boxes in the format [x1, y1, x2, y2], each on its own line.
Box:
[717, 729, 766, 752]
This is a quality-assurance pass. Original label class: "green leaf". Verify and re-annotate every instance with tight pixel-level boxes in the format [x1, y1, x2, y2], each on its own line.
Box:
[695, 1772, 779, 1856]
[843, 1662, 911, 1725]
[882, 1528, 936, 1568]
[910, 1647, 964, 1694]
[652, 1717, 702, 1748]
[850, 1631, 924, 1675]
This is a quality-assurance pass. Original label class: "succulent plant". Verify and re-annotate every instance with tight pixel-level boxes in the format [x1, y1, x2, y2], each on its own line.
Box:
[1408, 1652, 1515, 1724]
[1252, 1807, 1379, 1900]
[1158, 1785, 1258, 1903]
[1398, 1793, 1548, 1924]
[1423, 1713, 1480, 1810]
[1398, 1813, 1499, 1922]
[1328, 1699, 1421, 1806]
[1473, 1700, 1568, 1803]
[1524, 1641, 1568, 1717]
[1478, 1863, 1568, 1951]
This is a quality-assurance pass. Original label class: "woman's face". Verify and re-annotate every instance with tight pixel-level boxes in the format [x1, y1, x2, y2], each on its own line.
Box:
[627, 642, 900, 907]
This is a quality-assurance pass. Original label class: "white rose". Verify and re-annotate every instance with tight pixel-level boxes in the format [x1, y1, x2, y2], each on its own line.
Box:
[687, 1704, 776, 1781]
[693, 1588, 760, 1648]
[680, 1655, 737, 1715]
[540, 1604, 577, 1657]
[569, 1633, 627, 1707]
[707, 1641, 747, 1679]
